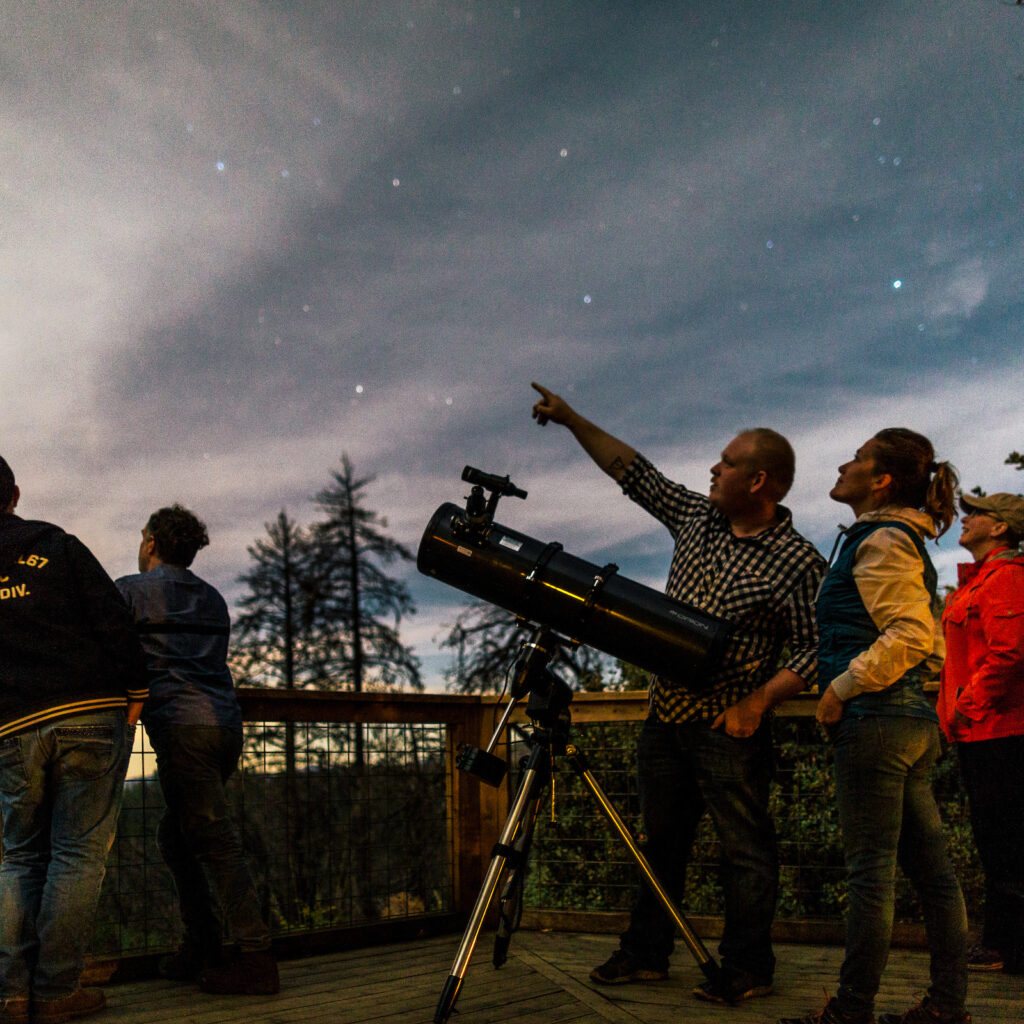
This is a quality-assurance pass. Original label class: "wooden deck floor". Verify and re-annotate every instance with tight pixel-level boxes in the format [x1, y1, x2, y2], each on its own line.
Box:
[96, 931, 1023, 1024]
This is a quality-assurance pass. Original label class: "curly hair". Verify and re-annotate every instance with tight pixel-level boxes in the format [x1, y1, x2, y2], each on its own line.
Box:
[146, 504, 210, 567]
[870, 428, 959, 537]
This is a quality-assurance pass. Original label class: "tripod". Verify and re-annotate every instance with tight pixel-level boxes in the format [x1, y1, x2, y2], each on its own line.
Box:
[433, 627, 721, 1023]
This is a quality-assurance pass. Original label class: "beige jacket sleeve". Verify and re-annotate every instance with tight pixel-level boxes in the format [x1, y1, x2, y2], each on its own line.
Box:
[829, 527, 944, 701]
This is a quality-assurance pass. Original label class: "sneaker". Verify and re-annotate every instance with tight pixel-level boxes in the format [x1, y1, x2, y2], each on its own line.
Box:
[198, 950, 280, 995]
[965, 942, 1003, 972]
[693, 965, 773, 1006]
[877, 996, 971, 1024]
[33, 988, 106, 1024]
[778, 996, 874, 1024]
[0, 998, 29, 1024]
[588, 949, 668, 985]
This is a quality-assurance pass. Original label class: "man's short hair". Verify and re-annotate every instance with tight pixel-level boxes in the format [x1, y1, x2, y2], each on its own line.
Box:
[146, 504, 210, 567]
[741, 428, 796, 501]
[0, 456, 15, 510]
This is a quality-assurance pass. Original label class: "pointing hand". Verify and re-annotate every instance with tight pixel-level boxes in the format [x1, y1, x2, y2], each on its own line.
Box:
[531, 382, 573, 427]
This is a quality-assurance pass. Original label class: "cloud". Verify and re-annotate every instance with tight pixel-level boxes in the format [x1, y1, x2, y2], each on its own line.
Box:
[4, 1, 1024, 689]
[930, 258, 989, 320]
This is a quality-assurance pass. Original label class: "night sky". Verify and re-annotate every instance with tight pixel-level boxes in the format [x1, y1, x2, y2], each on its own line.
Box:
[3, 2, 1023, 686]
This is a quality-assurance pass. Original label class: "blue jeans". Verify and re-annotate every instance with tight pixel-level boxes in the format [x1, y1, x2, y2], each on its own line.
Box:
[0, 710, 133, 1001]
[620, 716, 778, 979]
[147, 724, 268, 957]
[832, 715, 968, 1018]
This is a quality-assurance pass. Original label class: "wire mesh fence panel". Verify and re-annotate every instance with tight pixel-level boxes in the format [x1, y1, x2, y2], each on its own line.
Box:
[92, 719, 454, 956]
[520, 715, 984, 924]
[94, 735, 179, 957]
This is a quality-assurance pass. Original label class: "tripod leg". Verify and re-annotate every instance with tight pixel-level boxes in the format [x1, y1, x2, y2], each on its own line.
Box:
[565, 743, 721, 984]
[492, 771, 544, 967]
[435, 743, 551, 1024]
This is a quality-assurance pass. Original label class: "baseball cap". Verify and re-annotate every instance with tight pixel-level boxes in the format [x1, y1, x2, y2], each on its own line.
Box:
[959, 492, 1024, 535]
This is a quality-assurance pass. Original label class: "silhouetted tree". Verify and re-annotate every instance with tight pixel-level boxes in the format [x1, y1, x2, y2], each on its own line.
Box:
[306, 455, 421, 774]
[440, 600, 611, 693]
[232, 509, 318, 693]
[307, 454, 421, 696]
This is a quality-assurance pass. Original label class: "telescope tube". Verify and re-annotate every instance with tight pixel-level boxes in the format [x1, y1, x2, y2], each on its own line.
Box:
[417, 503, 730, 688]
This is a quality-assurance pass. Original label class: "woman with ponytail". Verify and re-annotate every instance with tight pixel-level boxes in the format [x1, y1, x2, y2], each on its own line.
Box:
[781, 430, 970, 1024]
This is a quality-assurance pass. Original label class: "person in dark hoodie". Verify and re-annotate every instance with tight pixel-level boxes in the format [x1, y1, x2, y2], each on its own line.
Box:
[0, 455, 148, 1024]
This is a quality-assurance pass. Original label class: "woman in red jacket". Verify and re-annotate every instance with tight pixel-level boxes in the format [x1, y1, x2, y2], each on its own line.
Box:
[939, 492, 1024, 975]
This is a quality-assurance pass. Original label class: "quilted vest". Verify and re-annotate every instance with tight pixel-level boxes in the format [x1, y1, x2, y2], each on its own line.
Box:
[817, 520, 938, 721]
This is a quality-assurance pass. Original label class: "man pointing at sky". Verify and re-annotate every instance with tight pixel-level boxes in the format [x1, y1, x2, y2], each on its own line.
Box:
[529, 383, 825, 1007]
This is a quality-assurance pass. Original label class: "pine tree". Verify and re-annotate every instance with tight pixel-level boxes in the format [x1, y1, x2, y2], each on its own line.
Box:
[232, 509, 318, 692]
[307, 454, 421, 695]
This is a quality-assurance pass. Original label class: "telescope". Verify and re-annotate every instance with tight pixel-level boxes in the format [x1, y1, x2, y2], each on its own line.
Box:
[417, 468, 729, 1019]
[419, 467, 728, 1023]
[417, 466, 730, 685]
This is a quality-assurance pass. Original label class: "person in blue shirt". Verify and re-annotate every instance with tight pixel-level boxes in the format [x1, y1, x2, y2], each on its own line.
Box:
[116, 504, 278, 996]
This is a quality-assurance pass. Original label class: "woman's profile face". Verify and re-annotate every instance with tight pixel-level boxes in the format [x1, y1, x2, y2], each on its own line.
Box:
[829, 439, 885, 510]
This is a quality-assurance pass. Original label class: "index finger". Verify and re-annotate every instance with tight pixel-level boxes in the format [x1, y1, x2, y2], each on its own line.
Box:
[531, 381, 551, 400]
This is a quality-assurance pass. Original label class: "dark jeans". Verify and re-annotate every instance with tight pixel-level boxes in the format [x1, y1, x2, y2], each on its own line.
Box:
[0, 711, 133, 1001]
[958, 735, 1024, 967]
[620, 715, 778, 979]
[148, 724, 268, 957]
[832, 715, 967, 1018]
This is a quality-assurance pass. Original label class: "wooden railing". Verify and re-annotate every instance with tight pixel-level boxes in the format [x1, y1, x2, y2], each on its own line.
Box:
[97, 687, 971, 972]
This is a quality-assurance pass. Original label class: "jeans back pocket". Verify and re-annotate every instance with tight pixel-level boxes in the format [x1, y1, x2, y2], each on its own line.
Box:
[53, 724, 118, 781]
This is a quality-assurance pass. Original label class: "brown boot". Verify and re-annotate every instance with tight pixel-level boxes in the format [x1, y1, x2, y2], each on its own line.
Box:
[33, 988, 106, 1024]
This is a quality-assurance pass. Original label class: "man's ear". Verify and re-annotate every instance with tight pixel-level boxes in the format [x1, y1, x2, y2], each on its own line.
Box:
[991, 519, 1008, 540]
[6, 485, 19, 513]
[748, 469, 768, 495]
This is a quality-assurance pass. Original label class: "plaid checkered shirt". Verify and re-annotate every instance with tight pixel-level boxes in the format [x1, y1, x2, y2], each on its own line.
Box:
[621, 454, 826, 723]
